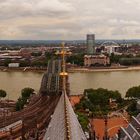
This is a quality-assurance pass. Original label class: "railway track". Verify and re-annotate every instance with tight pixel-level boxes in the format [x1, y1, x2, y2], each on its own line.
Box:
[0, 59, 63, 139]
[40, 60, 62, 95]
[0, 95, 60, 139]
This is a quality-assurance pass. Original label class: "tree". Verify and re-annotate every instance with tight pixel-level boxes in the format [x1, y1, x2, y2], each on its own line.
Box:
[76, 88, 122, 116]
[76, 112, 89, 131]
[66, 54, 84, 66]
[110, 53, 121, 64]
[20, 60, 30, 67]
[15, 97, 24, 111]
[15, 87, 35, 111]
[0, 89, 7, 99]
[21, 87, 34, 99]
[126, 100, 139, 116]
[126, 86, 140, 98]
[85, 88, 122, 106]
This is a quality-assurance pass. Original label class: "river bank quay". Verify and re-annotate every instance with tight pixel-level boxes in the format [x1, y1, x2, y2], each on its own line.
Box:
[68, 66, 140, 72]
[2, 65, 140, 73]
[0, 67, 47, 72]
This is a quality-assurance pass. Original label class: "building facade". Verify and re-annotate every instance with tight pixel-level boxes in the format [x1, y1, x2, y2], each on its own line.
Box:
[84, 54, 110, 66]
[87, 34, 95, 54]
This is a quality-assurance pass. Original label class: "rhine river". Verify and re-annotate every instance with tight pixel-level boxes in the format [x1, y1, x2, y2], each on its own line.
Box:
[1, 70, 140, 100]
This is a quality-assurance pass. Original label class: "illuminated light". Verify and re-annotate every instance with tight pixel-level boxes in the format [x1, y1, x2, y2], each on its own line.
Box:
[60, 72, 68, 76]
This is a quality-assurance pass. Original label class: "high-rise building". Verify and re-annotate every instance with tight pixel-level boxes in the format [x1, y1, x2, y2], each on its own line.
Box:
[86, 34, 95, 54]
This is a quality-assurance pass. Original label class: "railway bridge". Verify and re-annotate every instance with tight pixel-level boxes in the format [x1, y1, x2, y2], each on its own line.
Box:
[42, 58, 87, 140]
[0, 45, 87, 139]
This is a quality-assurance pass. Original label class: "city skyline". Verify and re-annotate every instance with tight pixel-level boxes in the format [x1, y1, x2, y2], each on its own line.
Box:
[0, 0, 140, 40]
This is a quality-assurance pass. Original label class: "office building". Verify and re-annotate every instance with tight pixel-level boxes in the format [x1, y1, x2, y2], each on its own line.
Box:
[87, 34, 95, 54]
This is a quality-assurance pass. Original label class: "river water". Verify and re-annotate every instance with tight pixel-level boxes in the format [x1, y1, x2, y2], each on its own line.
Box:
[0, 70, 140, 100]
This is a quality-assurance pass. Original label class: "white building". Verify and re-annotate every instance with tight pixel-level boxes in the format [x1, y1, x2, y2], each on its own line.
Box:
[8, 63, 20, 68]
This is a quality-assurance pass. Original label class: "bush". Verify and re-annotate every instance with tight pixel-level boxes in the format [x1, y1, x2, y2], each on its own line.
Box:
[0, 89, 7, 98]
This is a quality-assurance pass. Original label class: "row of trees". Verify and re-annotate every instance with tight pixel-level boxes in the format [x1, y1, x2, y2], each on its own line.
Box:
[119, 58, 140, 66]
[110, 53, 140, 66]
[75, 85, 140, 112]
[84, 85, 140, 100]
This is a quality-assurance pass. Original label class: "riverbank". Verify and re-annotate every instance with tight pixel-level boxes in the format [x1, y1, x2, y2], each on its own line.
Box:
[0, 67, 46, 73]
[68, 66, 140, 72]
[1, 65, 140, 73]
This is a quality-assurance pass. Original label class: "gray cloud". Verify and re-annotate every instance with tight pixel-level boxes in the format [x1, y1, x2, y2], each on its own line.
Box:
[0, 0, 74, 19]
[0, 0, 140, 39]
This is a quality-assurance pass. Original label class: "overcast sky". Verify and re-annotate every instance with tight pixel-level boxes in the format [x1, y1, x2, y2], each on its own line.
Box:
[0, 0, 140, 40]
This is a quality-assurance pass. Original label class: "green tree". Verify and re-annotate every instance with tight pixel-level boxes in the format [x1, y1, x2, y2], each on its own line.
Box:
[20, 61, 30, 67]
[110, 53, 121, 64]
[76, 88, 122, 116]
[84, 88, 122, 107]
[126, 85, 140, 98]
[0, 89, 7, 99]
[126, 100, 139, 116]
[15, 88, 35, 111]
[66, 54, 84, 66]
[15, 97, 24, 111]
[21, 87, 34, 98]
[76, 112, 89, 131]
[31, 61, 48, 67]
